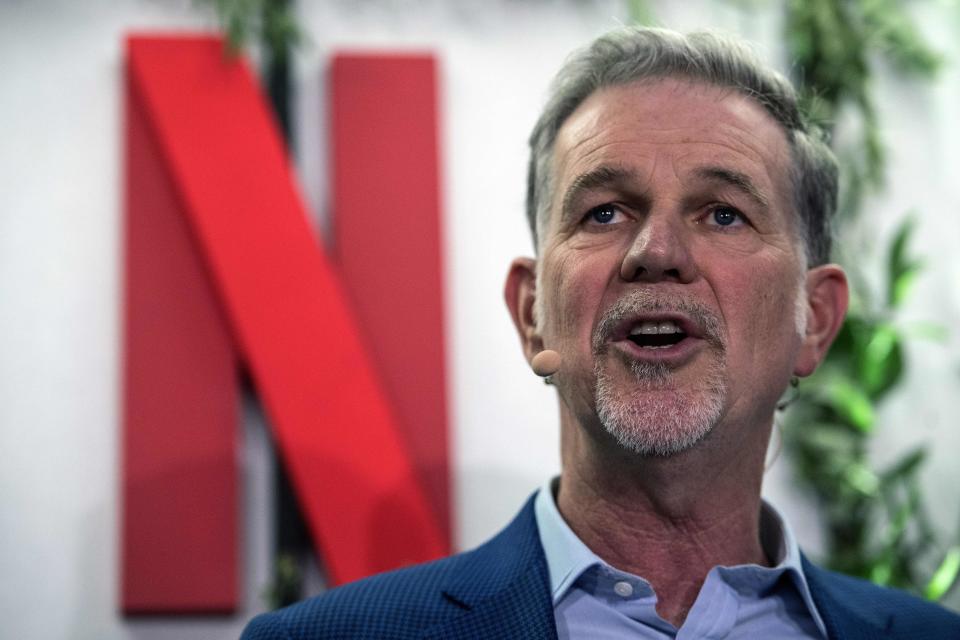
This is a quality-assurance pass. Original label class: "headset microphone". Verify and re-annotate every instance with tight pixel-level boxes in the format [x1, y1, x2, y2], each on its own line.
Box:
[530, 349, 561, 378]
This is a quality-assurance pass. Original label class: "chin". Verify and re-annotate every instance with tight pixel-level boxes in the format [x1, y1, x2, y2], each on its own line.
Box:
[593, 361, 726, 457]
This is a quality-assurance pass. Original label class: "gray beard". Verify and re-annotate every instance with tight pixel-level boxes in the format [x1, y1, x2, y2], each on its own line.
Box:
[594, 355, 726, 457]
[591, 292, 727, 457]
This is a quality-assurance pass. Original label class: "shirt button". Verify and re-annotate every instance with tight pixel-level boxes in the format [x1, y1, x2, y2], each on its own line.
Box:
[613, 581, 634, 597]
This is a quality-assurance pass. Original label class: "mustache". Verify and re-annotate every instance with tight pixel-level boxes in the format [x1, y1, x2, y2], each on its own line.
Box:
[592, 290, 726, 354]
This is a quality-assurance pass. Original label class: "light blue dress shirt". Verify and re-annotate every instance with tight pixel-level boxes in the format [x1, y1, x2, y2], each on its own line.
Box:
[534, 479, 828, 639]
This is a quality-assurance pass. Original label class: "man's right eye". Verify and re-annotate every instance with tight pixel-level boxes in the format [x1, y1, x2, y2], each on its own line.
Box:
[584, 203, 622, 225]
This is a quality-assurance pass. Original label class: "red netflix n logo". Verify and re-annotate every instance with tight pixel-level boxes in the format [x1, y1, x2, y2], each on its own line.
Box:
[123, 36, 449, 613]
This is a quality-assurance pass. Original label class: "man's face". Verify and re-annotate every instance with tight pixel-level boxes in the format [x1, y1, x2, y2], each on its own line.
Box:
[536, 78, 807, 455]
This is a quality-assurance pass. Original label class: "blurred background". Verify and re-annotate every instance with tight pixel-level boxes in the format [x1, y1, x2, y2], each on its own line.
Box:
[1, 0, 958, 638]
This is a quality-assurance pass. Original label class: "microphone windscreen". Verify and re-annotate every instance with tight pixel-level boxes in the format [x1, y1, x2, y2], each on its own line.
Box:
[531, 349, 561, 377]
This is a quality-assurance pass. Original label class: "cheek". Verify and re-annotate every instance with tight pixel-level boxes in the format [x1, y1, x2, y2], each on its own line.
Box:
[720, 263, 804, 363]
[542, 251, 608, 344]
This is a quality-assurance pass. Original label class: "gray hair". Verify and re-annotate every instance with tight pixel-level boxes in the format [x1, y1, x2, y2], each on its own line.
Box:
[526, 27, 837, 266]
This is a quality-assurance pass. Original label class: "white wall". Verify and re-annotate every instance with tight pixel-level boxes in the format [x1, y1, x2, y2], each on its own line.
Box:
[1, 1, 958, 638]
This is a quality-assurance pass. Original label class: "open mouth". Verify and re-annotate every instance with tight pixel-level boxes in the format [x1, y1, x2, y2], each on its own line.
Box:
[626, 320, 688, 349]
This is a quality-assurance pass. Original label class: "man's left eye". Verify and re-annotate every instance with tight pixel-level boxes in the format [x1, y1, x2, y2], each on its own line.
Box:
[706, 206, 744, 228]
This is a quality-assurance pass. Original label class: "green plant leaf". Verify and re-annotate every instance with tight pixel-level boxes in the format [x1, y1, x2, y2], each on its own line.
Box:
[891, 264, 922, 308]
[870, 558, 893, 586]
[901, 320, 948, 342]
[844, 462, 880, 496]
[264, 551, 303, 609]
[883, 490, 919, 548]
[822, 378, 875, 432]
[879, 448, 926, 486]
[887, 216, 924, 308]
[263, 0, 304, 62]
[857, 324, 904, 399]
[825, 318, 859, 365]
[924, 546, 960, 601]
[801, 422, 859, 455]
[626, 0, 655, 25]
[860, 0, 942, 76]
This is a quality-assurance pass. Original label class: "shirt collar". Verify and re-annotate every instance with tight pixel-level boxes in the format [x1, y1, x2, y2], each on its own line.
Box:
[534, 477, 603, 604]
[533, 476, 827, 635]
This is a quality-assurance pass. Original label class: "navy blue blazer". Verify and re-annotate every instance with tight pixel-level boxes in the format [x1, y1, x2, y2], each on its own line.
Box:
[242, 495, 960, 639]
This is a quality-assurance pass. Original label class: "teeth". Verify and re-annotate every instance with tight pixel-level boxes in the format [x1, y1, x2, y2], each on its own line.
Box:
[658, 321, 679, 334]
[629, 320, 681, 335]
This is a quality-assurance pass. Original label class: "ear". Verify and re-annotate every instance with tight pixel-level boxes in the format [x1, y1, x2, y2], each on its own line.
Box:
[504, 257, 544, 364]
[794, 264, 849, 377]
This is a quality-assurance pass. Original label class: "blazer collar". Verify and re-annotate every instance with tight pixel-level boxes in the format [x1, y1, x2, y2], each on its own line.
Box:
[426, 495, 558, 639]
[425, 493, 900, 640]
[802, 555, 893, 640]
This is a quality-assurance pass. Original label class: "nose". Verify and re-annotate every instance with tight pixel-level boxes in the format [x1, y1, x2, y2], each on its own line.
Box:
[619, 215, 696, 283]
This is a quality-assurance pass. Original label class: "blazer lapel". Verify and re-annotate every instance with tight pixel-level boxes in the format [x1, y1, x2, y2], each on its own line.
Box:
[425, 495, 558, 640]
[426, 568, 557, 640]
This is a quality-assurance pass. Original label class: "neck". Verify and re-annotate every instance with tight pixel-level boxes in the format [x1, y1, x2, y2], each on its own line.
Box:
[556, 405, 773, 626]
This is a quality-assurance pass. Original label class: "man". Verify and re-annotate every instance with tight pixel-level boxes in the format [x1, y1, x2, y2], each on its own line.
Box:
[243, 27, 960, 639]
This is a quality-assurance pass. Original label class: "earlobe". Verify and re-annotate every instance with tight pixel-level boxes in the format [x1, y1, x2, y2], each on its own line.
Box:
[794, 264, 849, 377]
[504, 257, 543, 362]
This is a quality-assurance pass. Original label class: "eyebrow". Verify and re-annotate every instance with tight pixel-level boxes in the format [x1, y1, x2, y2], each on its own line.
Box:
[693, 166, 770, 210]
[559, 164, 771, 221]
[560, 165, 638, 220]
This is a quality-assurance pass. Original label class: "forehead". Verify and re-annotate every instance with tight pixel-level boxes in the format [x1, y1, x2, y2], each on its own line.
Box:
[550, 78, 793, 217]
